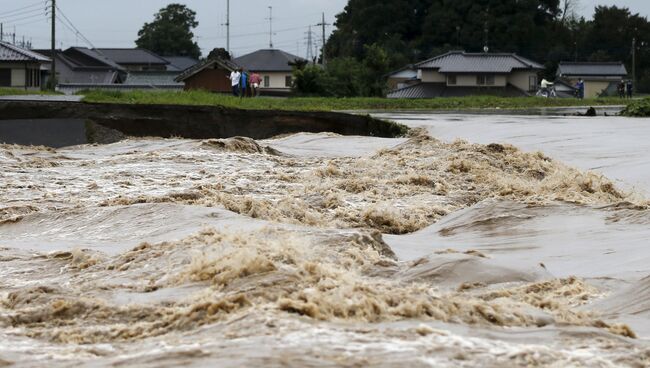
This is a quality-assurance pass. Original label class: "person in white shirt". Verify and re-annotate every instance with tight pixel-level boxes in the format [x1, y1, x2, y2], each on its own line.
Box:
[229, 69, 241, 96]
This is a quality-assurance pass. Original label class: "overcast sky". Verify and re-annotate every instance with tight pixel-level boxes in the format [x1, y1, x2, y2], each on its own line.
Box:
[0, 0, 648, 58]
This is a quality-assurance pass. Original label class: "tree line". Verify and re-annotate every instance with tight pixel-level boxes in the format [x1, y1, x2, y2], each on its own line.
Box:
[296, 0, 650, 96]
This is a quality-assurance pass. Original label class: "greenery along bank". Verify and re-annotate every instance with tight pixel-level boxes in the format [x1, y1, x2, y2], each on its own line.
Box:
[80, 90, 626, 112]
[0, 88, 60, 97]
[621, 98, 650, 117]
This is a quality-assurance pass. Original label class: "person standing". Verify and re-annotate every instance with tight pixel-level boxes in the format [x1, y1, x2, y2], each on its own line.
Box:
[239, 69, 249, 98]
[618, 80, 626, 98]
[249, 72, 262, 97]
[229, 68, 241, 97]
[576, 78, 585, 99]
[626, 79, 633, 99]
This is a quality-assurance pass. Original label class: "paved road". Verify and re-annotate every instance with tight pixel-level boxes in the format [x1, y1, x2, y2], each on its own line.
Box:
[0, 95, 83, 102]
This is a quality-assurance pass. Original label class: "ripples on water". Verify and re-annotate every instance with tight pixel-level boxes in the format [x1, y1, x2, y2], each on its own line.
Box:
[1, 115, 649, 367]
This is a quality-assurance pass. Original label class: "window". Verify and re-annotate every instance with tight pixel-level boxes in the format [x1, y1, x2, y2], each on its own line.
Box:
[0, 69, 10, 87]
[529, 75, 538, 91]
[477, 75, 495, 86]
[285, 75, 292, 88]
[264, 75, 270, 87]
[447, 75, 457, 85]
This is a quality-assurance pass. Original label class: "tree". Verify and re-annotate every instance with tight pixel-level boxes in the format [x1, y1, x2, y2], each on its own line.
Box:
[136, 4, 201, 59]
[207, 48, 231, 60]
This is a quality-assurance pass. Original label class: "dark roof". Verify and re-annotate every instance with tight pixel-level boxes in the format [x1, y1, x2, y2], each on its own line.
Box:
[416, 51, 543, 73]
[125, 71, 183, 86]
[557, 62, 628, 77]
[174, 57, 240, 82]
[96, 48, 169, 65]
[164, 56, 199, 71]
[0, 41, 50, 62]
[234, 49, 304, 72]
[387, 82, 529, 99]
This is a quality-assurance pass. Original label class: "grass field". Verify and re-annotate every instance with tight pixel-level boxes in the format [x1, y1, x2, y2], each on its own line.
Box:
[80, 90, 627, 112]
[0, 88, 60, 96]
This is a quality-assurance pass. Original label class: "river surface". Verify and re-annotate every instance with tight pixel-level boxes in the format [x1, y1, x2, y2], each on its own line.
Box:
[1, 113, 649, 367]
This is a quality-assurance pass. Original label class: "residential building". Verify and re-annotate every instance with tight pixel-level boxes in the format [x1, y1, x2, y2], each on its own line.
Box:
[0, 41, 50, 90]
[96, 48, 170, 71]
[174, 57, 241, 93]
[387, 51, 543, 98]
[556, 62, 628, 98]
[164, 56, 199, 72]
[35, 47, 126, 85]
[233, 49, 305, 94]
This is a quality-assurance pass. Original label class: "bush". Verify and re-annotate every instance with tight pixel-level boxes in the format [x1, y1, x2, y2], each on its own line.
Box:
[621, 98, 650, 117]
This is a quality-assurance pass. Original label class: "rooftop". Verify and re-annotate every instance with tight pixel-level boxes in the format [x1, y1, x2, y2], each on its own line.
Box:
[416, 51, 543, 73]
[96, 48, 170, 65]
[0, 41, 50, 63]
[557, 62, 628, 77]
[234, 49, 305, 72]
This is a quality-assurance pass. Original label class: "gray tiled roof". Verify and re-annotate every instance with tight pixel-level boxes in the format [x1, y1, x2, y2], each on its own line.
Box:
[125, 72, 183, 86]
[164, 56, 199, 71]
[0, 41, 50, 62]
[174, 57, 240, 82]
[96, 48, 169, 65]
[387, 82, 529, 99]
[234, 49, 305, 72]
[417, 51, 543, 73]
[557, 62, 628, 77]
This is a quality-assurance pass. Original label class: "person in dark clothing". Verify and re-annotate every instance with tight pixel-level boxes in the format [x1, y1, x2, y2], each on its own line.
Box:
[576, 78, 585, 99]
[626, 80, 633, 99]
[240, 70, 249, 99]
[618, 80, 626, 98]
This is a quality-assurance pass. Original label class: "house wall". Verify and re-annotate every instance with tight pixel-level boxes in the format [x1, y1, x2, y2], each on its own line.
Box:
[509, 71, 537, 92]
[420, 69, 445, 83]
[451, 74, 507, 87]
[565, 78, 614, 98]
[184, 68, 231, 93]
[0, 63, 43, 89]
[258, 71, 292, 89]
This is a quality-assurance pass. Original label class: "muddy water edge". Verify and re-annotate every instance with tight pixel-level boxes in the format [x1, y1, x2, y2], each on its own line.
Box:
[0, 109, 649, 367]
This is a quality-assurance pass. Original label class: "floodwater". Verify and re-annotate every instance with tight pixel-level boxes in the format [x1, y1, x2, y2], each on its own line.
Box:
[1, 113, 650, 367]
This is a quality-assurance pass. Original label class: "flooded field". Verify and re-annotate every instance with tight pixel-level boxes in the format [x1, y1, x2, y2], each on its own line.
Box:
[1, 113, 649, 367]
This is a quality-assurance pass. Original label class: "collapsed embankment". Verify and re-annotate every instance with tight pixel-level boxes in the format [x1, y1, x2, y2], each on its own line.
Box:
[0, 100, 407, 147]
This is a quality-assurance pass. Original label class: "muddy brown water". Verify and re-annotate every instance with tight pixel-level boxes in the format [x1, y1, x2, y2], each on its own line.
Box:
[1, 114, 649, 367]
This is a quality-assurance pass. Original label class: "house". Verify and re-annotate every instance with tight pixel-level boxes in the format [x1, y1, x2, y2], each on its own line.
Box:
[556, 62, 628, 98]
[233, 49, 305, 94]
[35, 47, 126, 85]
[164, 56, 199, 72]
[387, 51, 543, 98]
[95, 48, 170, 72]
[174, 57, 241, 93]
[0, 41, 50, 90]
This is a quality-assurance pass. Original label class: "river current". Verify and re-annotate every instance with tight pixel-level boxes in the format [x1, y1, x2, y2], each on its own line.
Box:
[0, 113, 648, 367]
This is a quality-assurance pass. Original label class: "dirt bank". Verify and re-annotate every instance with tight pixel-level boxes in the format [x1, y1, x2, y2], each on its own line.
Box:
[0, 101, 407, 144]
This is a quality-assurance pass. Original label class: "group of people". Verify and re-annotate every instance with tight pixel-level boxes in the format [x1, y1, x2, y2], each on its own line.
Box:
[229, 69, 262, 98]
[617, 80, 634, 98]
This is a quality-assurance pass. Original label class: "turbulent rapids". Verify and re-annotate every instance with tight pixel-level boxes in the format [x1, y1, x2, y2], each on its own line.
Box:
[1, 124, 650, 366]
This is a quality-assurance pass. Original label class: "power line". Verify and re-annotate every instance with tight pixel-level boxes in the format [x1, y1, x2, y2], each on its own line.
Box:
[0, 1, 44, 17]
[0, 7, 44, 21]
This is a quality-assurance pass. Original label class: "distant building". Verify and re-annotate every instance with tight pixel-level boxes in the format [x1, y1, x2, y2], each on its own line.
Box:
[35, 47, 126, 85]
[234, 49, 305, 94]
[95, 48, 170, 72]
[175, 57, 241, 93]
[163, 56, 199, 72]
[0, 41, 50, 90]
[387, 51, 543, 98]
[556, 62, 628, 98]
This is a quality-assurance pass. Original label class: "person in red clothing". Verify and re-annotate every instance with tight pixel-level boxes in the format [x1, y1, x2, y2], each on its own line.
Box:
[249, 72, 262, 97]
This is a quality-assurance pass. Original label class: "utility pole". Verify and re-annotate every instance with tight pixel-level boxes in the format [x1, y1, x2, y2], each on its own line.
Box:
[267, 6, 273, 48]
[226, 0, 230, 54]
[632, 36, 636, 93]
[51, 0, 57, 90]
[316, 13, 329, 65]
[305, 26, 313, 61]
[1, 23, 3, 42]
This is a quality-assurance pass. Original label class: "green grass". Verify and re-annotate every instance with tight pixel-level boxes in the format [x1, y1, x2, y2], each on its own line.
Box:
[0, 88, 60, 96]
[621, 97, 650, 117]
[79, 89, 627, 112]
